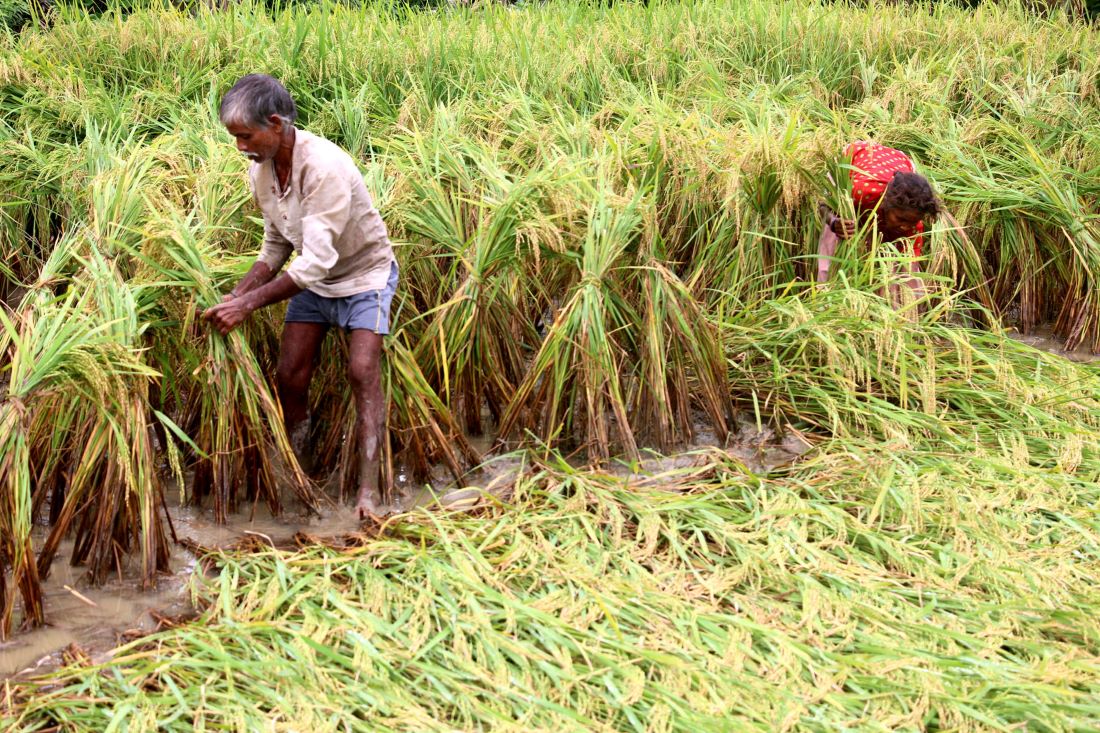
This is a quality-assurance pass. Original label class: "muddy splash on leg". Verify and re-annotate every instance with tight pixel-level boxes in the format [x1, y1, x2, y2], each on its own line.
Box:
[289, 417, 313, 475]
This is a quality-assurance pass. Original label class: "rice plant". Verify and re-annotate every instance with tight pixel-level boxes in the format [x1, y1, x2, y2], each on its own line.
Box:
[0, 247, 169, 638]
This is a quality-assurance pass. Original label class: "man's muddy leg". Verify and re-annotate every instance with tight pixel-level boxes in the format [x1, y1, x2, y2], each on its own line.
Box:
[348, 329, 385, 519]
[277, 322, 328, 472]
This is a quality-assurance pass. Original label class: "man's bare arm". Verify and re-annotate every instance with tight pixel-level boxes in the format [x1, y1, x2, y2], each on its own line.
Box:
[236, 273, 302, 312]
[203, 273, 303, 336]
[224, 261, 279, 302]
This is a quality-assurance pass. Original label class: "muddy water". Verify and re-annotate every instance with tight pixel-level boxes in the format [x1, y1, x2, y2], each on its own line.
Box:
[0, 486, 388, 679]
[0, 537, 194, 678]
[1008, 325, 1100, 363]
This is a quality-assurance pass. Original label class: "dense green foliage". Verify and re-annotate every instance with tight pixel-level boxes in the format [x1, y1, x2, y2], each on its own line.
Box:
[0, 1, 1099, 729]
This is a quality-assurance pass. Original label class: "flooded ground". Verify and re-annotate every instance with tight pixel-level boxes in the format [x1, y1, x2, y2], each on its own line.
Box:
[0, 486, 434, 679]
[0, 488, 367, 678]
[0, 537, 194, 679]
[1008, 325, 1100, 363]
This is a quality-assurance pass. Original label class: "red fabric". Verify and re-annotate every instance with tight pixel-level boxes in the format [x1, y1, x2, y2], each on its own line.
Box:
[845, 141, 923, 256]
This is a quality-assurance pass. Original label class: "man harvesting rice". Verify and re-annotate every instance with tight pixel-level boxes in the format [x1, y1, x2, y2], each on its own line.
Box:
[202, 74, 398, 520]
[817, 141, 941, 305]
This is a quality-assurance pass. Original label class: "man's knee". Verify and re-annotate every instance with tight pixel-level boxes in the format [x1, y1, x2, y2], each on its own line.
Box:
[347, 356, 380, 393]
[277, 361, 312, 395]
[348, 330, 383, 388]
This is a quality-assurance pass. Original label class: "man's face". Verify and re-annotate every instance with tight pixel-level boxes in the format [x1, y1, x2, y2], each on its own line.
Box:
[879, 207, 924, 242]
[225, 116, 284, 163]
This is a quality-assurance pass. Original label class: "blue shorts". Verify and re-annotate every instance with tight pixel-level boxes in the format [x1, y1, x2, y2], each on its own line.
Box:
[285, 261, 399, 334]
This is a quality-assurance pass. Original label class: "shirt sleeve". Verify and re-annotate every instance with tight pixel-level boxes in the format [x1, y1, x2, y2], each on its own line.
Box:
[285, 168, 351, 290]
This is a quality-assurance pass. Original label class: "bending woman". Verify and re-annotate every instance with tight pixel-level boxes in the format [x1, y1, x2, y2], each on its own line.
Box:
[818, 141, 941, 304]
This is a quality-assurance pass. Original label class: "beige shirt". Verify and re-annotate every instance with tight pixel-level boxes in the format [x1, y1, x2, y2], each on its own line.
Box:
[250, 129, 395, 298]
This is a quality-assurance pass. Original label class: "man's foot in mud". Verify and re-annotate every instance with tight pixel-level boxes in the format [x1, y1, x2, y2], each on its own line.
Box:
[289, 419, 314, 475]
[356, 490, 387, 521]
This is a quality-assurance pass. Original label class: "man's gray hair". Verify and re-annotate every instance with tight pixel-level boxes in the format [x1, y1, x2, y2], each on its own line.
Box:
[219, 74, 298, 128]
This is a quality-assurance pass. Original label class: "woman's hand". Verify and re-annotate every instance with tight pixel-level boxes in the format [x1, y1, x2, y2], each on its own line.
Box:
[831, 218, 857, 240]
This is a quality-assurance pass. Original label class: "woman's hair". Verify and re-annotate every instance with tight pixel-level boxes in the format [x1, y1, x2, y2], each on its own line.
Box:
[219, 74, 298, 129]
[881, 172, 941, 220]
